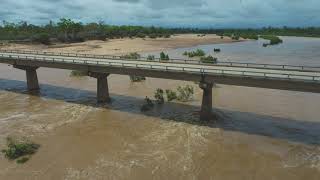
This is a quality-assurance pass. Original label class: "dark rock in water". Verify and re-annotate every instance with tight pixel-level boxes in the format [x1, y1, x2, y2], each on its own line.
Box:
[214, 48, 221, 52]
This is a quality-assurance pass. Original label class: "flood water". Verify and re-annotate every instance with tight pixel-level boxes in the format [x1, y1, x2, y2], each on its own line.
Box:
[0, 37, 320, 180]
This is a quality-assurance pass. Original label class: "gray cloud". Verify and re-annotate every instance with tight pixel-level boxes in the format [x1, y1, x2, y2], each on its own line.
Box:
[0, 0, 319, 27]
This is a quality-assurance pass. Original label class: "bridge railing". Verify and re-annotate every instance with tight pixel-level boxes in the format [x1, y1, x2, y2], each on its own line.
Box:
[1, 53, 320, 83]
[1, 49, 320, 72]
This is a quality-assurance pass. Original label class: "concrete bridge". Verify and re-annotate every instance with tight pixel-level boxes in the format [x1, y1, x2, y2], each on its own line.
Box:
[1, 50, 320, 120]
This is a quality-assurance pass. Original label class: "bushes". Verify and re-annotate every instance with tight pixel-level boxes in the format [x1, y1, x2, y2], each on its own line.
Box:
[200, 55, 217, 64]
[241, 34, 259, 40]
[32, 33, 50, 45]
[149, 34, 157, 39]
[260, 35, 283, 46]
[121, 52, 141, 59]
[183, 49, 206, 57]
[164, 34, 171, 38]
[136, 33, 146, 38]
[147, 55, 155, 61]
[160, 52, 170, 61]
[1, 137, 40, 164]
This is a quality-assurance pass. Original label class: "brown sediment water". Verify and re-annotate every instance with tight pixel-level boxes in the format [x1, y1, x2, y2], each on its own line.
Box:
[0, 37, 320, 179]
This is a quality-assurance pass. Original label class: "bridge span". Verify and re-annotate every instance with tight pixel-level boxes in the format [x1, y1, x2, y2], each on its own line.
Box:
[1, 50, 320, 120]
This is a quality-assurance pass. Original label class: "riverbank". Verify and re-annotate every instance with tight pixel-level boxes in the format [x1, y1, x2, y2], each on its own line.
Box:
[0, 34, 242, 55]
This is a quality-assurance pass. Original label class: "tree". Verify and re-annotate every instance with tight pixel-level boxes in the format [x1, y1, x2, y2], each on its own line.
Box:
[57, 18, 74, 41]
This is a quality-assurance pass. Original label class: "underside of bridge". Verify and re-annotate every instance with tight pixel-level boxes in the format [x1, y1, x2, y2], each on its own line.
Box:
[10, 66, 214, 121]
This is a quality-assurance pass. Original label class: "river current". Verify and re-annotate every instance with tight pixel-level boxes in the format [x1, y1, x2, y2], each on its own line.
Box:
[0, 37, 320, 179]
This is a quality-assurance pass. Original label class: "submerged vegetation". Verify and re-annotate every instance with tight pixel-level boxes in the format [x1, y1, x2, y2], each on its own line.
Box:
[142, 85, 194, 111]
[1, 137, 40, 164]
[177, 85, 194, 102]
[154, 88, 165, 104]
[200, 55, 218, 64]
[147, 55, 155, 61]
[70, 70, 87, 77]
[140, 96, 154, 112]
[183, 49, 206, 57]
[165, 89, 178, 102]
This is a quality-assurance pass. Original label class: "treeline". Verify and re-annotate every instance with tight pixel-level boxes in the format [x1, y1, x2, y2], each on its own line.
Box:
[0, 19, 172, 44]
[171, 27, 320, 38]
[1, 19, 320, 44]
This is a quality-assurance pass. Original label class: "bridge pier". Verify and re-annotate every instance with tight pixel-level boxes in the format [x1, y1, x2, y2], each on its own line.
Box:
[199, 81, 214, 121]
[13, 65, 39, 91]
[88, 72, 111, 103]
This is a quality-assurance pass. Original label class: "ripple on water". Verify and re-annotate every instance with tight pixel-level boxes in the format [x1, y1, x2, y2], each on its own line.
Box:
[283, 145, 320, 171]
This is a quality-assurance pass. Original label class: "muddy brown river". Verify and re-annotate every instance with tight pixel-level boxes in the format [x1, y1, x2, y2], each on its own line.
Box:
[0, 37, 320, 179]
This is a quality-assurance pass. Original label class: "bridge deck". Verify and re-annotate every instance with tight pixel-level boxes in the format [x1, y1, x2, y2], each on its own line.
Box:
[1, 51, 320, 93]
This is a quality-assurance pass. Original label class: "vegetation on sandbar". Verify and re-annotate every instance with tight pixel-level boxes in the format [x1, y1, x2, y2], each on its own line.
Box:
[260, 35, 283, 46]
[183, 49, 206, 57]
[160, 52, 170, 61]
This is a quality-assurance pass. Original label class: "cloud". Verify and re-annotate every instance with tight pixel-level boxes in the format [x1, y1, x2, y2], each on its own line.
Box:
[0, 0, 319, 27]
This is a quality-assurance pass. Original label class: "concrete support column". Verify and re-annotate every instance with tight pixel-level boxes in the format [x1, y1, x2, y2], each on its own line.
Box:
[88, 72, 110, 103]
[14, 65, 39, 91]
[199, 82, 214, 121]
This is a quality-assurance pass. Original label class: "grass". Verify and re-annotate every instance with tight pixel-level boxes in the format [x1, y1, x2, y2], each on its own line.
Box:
[1, 137, 40, 164]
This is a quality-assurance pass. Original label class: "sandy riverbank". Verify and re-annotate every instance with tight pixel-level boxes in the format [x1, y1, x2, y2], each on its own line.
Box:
[0, 34, 241, 55]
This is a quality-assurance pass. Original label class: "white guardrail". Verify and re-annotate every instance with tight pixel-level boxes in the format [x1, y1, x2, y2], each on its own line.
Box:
[1, 49, 320, 72]
[0, 52, 320, 83]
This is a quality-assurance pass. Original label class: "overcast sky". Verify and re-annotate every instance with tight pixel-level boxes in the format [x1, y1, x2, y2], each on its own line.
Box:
[1, 0, 319, 28]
